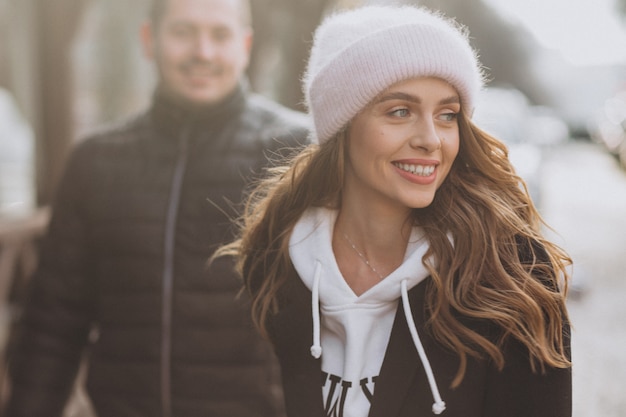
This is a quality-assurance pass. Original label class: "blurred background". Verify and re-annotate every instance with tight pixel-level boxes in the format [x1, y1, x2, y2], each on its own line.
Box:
[0, 0, 625, 416]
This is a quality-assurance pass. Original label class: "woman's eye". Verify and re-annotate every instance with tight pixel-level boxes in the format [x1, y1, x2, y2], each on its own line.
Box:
[438, 112, 458, 122]
[389, 108, 410, 117]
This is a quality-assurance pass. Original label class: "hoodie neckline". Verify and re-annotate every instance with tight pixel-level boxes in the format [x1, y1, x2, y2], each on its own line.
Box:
[289, 207, 447, 415]
[289, 207, 431, 304]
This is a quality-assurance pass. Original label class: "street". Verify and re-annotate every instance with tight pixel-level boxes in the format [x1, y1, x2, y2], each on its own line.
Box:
[540, 140, 626, 417]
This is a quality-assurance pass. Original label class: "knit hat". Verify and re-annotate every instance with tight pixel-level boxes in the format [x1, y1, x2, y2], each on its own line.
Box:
[303, 5, 485, 144]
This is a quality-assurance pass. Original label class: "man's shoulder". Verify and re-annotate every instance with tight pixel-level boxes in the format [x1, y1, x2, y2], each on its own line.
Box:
[242, 94, 311, 141]
[64, 113, 150, 168]
[245, 94, 309, 124]
[81, 112, 151, 145]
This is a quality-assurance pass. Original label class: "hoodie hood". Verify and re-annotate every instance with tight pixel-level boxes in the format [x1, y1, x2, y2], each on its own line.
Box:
[289, 207, 446, 415]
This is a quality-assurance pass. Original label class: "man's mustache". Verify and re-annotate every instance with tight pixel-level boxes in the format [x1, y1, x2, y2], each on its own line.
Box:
[179, 59, 224, 76]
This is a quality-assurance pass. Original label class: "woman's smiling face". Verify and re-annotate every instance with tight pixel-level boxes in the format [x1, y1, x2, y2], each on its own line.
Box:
[344, 76, 461, 212]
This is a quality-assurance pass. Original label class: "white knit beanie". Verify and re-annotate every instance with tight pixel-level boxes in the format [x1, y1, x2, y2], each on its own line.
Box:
[303, 5, 485, 144]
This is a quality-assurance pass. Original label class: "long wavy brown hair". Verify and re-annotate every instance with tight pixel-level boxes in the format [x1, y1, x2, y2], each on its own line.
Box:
[218, 109, 572, 387]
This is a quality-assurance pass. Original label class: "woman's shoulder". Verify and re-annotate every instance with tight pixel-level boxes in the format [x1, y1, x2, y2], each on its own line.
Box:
[514, 234, 562, 291]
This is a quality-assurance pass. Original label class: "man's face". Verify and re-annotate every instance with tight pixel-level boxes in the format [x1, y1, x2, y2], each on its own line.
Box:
[142, 0, 252, 107]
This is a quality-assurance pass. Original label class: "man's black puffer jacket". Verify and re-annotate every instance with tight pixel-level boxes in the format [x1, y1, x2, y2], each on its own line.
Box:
[5, 85, 309, 417]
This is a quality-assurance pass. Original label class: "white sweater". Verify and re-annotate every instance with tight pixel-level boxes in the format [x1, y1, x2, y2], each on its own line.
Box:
[289, 207, 446, 417]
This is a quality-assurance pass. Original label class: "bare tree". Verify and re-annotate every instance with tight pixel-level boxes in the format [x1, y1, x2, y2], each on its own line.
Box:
[249, 0, 333, 110]
[618, 0, 626, 18]
[73, 0, 153, 133]
[35, 0, 89, 204]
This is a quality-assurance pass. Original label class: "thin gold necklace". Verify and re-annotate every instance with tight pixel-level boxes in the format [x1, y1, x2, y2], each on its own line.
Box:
[342, 233, 385, 280]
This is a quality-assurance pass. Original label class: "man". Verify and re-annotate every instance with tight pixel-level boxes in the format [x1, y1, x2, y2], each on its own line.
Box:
[3, 0, 308, 416]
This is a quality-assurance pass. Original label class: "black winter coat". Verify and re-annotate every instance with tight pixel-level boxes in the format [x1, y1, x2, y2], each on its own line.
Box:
[267, 251, 572, 417]
[5, 86, 309, 417]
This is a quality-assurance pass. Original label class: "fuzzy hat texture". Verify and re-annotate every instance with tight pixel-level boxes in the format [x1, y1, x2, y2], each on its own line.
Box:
[303, 5, 485, 144]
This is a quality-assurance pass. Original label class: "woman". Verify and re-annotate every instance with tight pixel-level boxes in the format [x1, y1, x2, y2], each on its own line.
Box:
[219, 5, 572, 417]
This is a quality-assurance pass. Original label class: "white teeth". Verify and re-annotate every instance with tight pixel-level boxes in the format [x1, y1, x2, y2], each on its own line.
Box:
[395, 163, 435, 176]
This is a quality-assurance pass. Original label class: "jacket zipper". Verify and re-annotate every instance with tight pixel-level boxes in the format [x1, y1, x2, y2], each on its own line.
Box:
[161, 127, 190, 417]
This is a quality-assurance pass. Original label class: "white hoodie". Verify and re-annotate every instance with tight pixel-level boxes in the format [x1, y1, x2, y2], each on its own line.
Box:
[289, 207, 446, 416]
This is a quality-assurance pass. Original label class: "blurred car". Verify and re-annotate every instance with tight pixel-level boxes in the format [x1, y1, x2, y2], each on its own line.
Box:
[472, 87, 569, 210]
[528, 105, 570, 147]
[589, 91, 626, 170]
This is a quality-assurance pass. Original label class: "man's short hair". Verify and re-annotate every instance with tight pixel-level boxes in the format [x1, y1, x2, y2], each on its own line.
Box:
[149, 0, 252, 27]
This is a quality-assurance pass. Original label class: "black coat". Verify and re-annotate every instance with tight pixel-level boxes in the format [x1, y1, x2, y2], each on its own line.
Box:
[268, 262, 572, 417]
[5, 86, 309, 417]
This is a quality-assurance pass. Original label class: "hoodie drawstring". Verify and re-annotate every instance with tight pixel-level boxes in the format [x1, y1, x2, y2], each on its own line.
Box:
[401, 279, 446, 415]
[310, 261, 323, 359]
[307, 264, 444, 413]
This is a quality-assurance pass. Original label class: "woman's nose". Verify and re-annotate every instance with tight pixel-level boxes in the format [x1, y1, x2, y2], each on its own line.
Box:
[409, 120, 442, 152]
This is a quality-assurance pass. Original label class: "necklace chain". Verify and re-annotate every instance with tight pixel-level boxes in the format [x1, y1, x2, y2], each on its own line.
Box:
[342, 233, 385, 280]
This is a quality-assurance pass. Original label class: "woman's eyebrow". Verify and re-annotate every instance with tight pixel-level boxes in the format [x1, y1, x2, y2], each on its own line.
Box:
[374, 92, 460, 105]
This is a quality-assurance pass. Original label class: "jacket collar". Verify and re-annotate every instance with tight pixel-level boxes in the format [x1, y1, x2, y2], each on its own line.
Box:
[149, 82, 247, 140]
